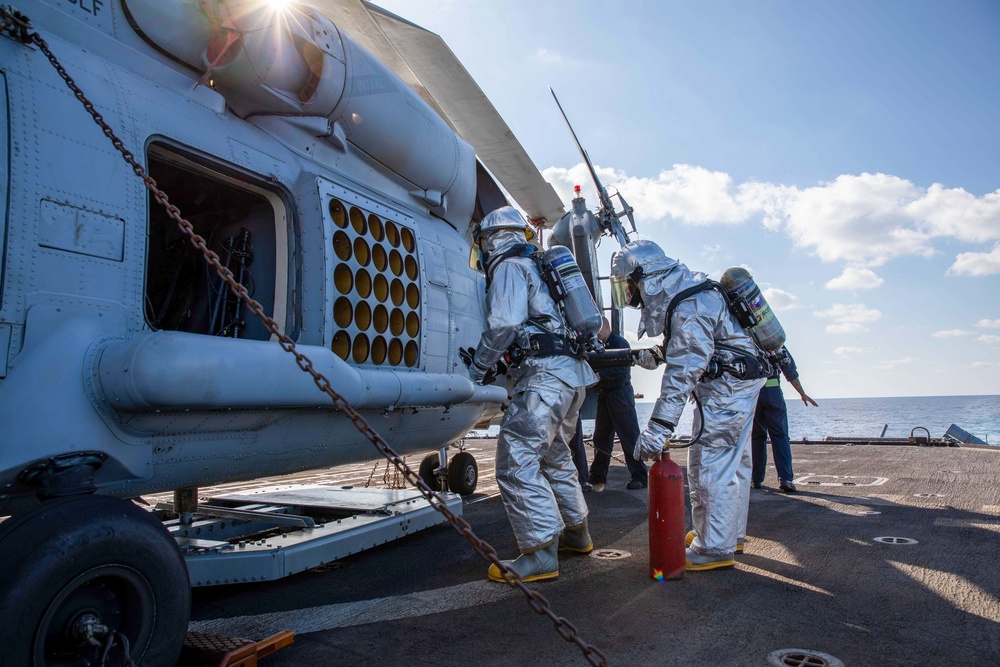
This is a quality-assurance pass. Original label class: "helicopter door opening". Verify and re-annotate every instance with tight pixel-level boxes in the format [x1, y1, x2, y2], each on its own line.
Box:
[144, 144, 288, 341]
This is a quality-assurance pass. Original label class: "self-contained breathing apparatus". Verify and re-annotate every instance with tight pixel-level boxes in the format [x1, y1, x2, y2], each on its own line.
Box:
[600, 268, 788, 380]
[657, 272, 789, 449]
[663, 279, 786, 382]
[480, 242, 603, 374]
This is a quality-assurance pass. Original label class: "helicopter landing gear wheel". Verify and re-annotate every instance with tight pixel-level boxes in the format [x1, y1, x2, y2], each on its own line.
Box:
[447, 451, 479, 496]
[418, 452, 445, 491]
[0, 495, 191, 667]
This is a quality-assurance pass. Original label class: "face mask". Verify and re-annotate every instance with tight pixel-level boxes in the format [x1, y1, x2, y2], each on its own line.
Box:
[611, 275, 643, 309]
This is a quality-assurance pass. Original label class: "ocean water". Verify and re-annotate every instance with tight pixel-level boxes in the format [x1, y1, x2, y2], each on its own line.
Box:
[623, 394, 999, 445]
[473, 394, 999, 445]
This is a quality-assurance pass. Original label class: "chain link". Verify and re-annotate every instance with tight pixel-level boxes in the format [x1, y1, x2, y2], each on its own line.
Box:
[365, 456, 408, 490]
[1, 10, 608, 666]
[585, 435, 627, 465]
[382, 457, 406, 489]
[363, 459, 381, 489]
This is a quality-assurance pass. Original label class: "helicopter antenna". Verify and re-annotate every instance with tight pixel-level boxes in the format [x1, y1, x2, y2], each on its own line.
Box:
[549, 86, 635, 248]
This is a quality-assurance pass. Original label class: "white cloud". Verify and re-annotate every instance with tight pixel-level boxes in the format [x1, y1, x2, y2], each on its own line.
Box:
[825, 267, 884, 291]
[904, 184, 1000, 243]
[700, 243, 733, 265]
[813, 303, 881, 333]
[631, 165, 749, 225]
[701, 243, 722, 259]
[737, 180, 798, 231]
[784, 173, 932, 266]
[834, 346, 872, 358]
[544, 164, 756, 226]
[762, 287, 801, 311]
[978, 319, 1000, 328]
[534, 47, 565, 65]
[932, 329, 972, 339]
[948, 244, 1000, 276]
[873, 357, 919, 371]
[977, 334, 1000, 344]
[542, 164, 1000, 276]
[971, 361, 1000, 368]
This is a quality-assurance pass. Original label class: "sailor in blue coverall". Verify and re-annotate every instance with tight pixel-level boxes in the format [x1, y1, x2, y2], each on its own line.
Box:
[588, 318, 648, 491]
[751, 346, 817, 493]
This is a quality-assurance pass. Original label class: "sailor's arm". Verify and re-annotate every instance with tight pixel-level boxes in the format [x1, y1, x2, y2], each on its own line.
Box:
[789, 378, 817, 407]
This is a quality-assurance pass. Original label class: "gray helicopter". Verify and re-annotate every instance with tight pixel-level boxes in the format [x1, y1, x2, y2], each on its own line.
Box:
[0, 0, 571, 662]
[0, 1, 639, 664]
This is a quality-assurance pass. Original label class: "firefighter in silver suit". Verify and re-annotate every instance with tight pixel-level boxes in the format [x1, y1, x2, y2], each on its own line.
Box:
[613, 240, 764, 571]
[468, 207, 597, 583]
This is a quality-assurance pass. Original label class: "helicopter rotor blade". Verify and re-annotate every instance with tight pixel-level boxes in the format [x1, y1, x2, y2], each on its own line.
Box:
[550, 86, 633, 248]
[549, 87, 614, 209]
[615, 191, 637, 236]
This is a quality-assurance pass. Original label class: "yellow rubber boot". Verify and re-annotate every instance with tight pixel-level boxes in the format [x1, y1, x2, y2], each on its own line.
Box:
[558, 520, 594, 554]
[685, 547, 735, 571]
[686, 530, 745, 554]
[488, 543, 559, 583]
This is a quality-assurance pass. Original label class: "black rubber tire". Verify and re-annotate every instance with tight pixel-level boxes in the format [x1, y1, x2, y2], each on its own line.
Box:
[447, 451, 479, 496]
[0, 495, 191, 667]
[418, 452, 445, 491]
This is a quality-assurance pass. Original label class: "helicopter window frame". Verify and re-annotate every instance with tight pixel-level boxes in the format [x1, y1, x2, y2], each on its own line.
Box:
[468, 161, 511, 275]
[143, 142, 293, 340]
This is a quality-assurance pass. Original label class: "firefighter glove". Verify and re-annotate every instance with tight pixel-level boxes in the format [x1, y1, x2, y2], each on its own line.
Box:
[634, 418, 673, 461]
[634, 345, 665, 370]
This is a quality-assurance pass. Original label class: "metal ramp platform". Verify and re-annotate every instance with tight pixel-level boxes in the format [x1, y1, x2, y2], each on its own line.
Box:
[160, 485, 462, 587]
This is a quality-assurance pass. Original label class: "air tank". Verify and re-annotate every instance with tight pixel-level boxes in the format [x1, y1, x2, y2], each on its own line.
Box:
[720, 267, 786, 352]
[540, 245, 602, 341]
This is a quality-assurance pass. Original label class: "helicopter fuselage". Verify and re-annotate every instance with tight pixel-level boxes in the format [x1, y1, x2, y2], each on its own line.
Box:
[0, 0, 507, 515]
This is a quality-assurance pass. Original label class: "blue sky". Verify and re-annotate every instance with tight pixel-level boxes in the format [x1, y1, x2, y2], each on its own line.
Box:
[374, 0, 1000, 399]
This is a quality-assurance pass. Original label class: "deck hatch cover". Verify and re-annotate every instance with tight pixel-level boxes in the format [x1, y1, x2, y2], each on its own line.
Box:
[873, 536, 919, 545]
[767, 648, 844, 667]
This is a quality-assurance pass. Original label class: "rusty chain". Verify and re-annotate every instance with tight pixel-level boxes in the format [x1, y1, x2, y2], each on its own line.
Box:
[1, 9, 608, 666]
[585, 435, 627, 466]
[363, 459, 381, 489]
[382, 458, 406, 489]
[364, 456, 407, 490]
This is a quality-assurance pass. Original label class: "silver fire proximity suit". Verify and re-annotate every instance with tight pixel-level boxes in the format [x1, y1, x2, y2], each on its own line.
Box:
[471, 210, 596, 561]
[614, 240, 764, 561]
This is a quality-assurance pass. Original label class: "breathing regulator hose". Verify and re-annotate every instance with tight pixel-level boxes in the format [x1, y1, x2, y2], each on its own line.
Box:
[663, 393, 705, 450]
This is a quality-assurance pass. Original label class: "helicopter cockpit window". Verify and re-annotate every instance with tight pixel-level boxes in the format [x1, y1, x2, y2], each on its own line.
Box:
[144, 144, 287, 340]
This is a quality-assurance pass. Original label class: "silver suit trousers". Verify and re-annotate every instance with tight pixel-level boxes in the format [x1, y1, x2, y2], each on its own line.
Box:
[495, 374, 588, 553]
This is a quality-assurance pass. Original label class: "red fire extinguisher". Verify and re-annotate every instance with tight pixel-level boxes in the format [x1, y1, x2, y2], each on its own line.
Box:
[649, 450, 686, 580]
